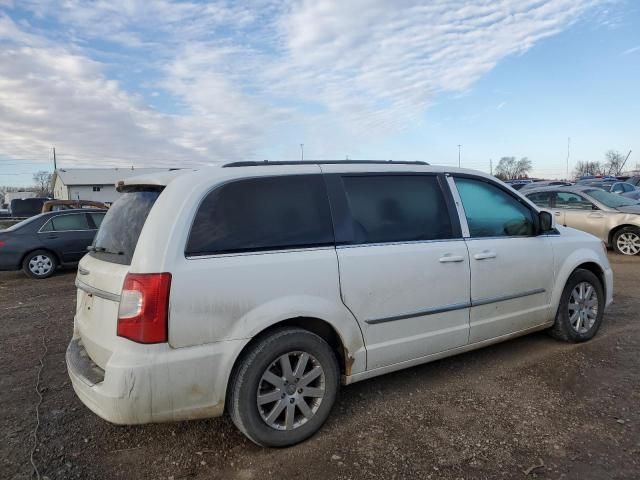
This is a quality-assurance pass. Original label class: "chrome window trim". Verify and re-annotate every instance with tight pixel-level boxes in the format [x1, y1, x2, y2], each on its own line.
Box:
[38, 213, 97, 233]
[337, 237, 465, 249]
[366, 288, 546, 325]
[185, 245, 335, 260]
[445, 174, 470, 237]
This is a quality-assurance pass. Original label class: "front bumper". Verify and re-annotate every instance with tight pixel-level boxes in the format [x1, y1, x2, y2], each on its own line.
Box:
[604, 266, 614, 308]
[66, 335, 246, 425]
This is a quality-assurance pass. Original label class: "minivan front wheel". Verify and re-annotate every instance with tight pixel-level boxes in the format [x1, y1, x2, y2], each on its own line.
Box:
[549, 269, 604, 342]
[228, 327, 339, 447]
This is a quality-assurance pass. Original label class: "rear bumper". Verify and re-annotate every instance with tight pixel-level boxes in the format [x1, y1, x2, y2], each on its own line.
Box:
[66, 333, 247, 425]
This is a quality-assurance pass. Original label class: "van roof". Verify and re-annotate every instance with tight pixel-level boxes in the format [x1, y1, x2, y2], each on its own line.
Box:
[118, 162, 494, 189]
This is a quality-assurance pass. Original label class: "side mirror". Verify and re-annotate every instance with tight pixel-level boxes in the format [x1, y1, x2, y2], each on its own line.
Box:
[539, 210, 555, 233]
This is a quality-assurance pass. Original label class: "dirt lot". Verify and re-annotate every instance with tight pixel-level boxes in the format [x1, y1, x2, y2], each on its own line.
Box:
[1, 254, 639, 480]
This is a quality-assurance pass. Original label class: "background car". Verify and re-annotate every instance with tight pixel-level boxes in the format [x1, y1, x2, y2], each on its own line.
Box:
[624, 175, 640, 187]
[42, 199, 109, 212]
[9, 197, 48, 217]
[0, 209, 106, 278]
[519, 180, 573, 191]
[505, 179, 533, 190]
[578, 180, 636, 195]
[524, 186, 640, 255]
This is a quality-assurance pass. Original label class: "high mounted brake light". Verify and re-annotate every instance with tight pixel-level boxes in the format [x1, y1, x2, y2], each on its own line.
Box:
[117, 273, 171, 343]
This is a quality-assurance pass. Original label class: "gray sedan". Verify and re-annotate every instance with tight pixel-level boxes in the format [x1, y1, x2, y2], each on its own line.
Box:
[524, 186, 640, 255]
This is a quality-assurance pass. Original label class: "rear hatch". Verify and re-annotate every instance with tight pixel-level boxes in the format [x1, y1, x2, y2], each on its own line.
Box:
[75, 188, 161, 369]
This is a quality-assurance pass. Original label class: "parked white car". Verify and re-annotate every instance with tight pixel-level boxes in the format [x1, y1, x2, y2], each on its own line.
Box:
[67, 161, 613, 447]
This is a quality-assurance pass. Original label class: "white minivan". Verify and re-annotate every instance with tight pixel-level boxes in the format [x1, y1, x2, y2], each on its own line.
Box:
[67, 161, 613, 447]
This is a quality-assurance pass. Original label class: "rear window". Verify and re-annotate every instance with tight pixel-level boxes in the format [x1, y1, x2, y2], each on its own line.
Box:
[91, 189, 161, 265]
[186, 175, 334, 256]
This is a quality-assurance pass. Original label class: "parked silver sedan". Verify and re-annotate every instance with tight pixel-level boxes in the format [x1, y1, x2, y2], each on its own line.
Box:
[524, 186, 640, 255]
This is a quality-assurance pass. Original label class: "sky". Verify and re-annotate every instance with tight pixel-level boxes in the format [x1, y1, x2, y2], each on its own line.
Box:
[0, 0, 638, 187]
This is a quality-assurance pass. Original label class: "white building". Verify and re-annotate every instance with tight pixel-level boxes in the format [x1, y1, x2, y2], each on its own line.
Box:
[52, 167, 176, 203]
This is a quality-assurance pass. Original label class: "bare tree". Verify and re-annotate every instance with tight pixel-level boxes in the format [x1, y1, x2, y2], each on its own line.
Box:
[573, 161, 603, 178]
[32, 171, 53, 197]
[604, 150, 626, 176]
[494, 156, 532, 181]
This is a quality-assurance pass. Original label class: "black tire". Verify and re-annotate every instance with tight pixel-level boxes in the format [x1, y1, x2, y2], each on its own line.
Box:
[22, 249, 58, 279]
[549, 269, 604, 342]
[227, 327, 340, 447]
[612, 226, 640, 256]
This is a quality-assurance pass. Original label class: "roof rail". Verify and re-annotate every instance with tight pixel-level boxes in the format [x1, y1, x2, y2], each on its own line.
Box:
[222, 160, 429, 168]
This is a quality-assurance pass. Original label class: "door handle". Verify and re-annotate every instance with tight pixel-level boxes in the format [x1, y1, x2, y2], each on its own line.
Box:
[473, 250, 497, 260]
[439, 254, 465, 263]
[45, 235, 59, 239]
[588, 213, 604, 218]
[554, 212, 562, 216]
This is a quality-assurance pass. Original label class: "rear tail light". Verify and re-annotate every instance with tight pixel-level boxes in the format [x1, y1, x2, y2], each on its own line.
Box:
[0, 240, 5, 247]
[117, 273, 171, 343]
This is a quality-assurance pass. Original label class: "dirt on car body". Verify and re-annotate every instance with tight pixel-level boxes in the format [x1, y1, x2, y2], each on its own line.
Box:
[1, 255, 639, 479]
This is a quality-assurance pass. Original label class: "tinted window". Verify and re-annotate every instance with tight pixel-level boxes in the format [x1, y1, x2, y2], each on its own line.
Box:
[555, 192, 593, 210]
[186, 175, 333, 256]
[455, 177, 535, 237]
[48, 213, 91, 231]
[341, 175, 453, 244]
[89, 212, 105, 228]
[526, 191, 553, 208]
[92, 190, 161, 265]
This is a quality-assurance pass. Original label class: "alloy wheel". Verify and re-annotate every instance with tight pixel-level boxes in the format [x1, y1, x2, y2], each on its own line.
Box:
[568, 281, 598, 334]
[256, 351, 326, 431]
[616, 232, 640, 255]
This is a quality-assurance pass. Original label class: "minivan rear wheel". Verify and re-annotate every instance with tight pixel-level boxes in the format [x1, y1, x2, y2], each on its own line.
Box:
[227, 327, 339, 447]
[22, 250, 57, 279]
[549, 269, 604, 342]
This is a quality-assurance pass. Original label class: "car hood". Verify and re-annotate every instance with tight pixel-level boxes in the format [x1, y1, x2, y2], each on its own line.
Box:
[615, 205, 640, 214]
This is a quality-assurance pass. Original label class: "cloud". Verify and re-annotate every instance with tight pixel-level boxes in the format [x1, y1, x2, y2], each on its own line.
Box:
[622, 45, 640, 55]
[496, 102, 507, 110]
[0, 1, 609, 167]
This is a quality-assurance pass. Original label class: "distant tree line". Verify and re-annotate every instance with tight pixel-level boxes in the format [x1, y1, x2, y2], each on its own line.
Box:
[573, 150, 628, 178]
[494, 157, 532, 181]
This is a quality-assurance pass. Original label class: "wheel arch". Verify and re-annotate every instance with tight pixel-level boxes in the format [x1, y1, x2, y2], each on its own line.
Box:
[550, 248, 609, 319]
[607, 224, 640, 247]
[573, 261, 606, 299]
[225, 317, 353, 411]
[20, 247, 61, 269]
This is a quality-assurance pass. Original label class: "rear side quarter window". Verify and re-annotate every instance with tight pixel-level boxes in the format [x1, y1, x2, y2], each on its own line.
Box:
[186, 175, 334, 256]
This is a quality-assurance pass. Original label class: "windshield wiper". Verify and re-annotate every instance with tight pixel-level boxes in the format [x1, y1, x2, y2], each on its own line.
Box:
[87, 245, 124, 255]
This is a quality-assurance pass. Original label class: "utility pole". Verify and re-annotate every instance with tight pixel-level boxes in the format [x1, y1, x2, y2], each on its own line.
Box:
[457, 144, 462, 168]
[490, 158, 493, 176]
[618, 149, 632, 175]
[566, 137, 570, 180]
[53, 146, 57, 170]
[300, 144, 304, 161]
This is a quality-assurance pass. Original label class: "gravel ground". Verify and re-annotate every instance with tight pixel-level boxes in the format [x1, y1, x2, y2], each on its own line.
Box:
[1, 254, 639, 480]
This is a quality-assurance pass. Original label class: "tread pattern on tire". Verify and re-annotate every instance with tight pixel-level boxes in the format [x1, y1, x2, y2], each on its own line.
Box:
[227, 327, 339, 447]
[549, 268, 604, 343]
